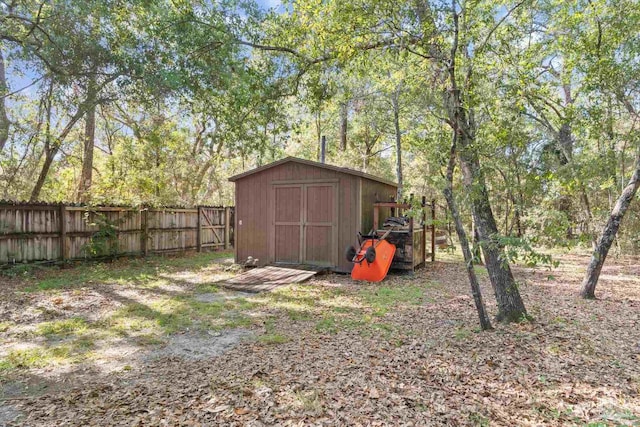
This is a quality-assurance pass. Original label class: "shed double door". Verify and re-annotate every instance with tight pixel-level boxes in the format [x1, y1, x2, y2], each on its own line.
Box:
[272, 183, 337, 267]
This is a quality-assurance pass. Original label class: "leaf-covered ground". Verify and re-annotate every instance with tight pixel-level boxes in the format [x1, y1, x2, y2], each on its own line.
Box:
[1, 251, 639, 426]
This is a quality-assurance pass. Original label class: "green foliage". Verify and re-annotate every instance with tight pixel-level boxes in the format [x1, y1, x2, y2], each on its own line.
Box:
[495, 236, 560, 269]
[0, 0, 638, 257]
[81, 211, 121, 258]
[522, 207, 574, 248]
[1, 263, 41, 279]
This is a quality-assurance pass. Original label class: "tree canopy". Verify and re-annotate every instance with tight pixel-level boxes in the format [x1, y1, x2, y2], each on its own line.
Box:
[1, 0, 638, 302]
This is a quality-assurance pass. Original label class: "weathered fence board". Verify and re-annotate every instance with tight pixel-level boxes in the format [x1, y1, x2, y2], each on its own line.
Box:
[0, 203, 234, 265]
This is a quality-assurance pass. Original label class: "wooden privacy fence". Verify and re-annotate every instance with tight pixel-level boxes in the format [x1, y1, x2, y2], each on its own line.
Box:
[0, 202, 234, 265]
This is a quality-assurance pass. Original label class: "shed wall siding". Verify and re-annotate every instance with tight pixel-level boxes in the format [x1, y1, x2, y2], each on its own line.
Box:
[234, 162, 363, 272]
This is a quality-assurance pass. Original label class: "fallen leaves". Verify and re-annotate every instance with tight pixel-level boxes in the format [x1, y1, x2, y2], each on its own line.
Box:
[368, 387, 380, 399]
[204, 404, 229, 413]
[1, 254, 639, 426]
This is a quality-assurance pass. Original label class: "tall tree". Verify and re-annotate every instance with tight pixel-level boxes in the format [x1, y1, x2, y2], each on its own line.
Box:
[391, 83, 404, 199]
[0, 47, 9, 152]
[581, 151, 640, 298]
[424, 0, 529, 322]
[339, 101, 348, 151]
[78, 76, 97, 202]
[443, 138, 493, 330]
[271, 0, 530, 321]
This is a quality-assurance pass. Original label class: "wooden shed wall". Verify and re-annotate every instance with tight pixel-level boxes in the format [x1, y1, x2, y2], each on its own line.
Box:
[360, 179, 397, 234]
[234, 162, 362, 272]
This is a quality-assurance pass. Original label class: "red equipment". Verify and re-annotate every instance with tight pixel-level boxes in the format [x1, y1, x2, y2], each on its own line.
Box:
[346, 230, 396, 282]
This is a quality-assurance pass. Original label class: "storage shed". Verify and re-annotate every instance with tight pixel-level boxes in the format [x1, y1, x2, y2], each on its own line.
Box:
[229, 157, 397, 272]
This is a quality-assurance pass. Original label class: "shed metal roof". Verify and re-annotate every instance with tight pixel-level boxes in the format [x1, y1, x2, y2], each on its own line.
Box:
[228, 156, 398, 187]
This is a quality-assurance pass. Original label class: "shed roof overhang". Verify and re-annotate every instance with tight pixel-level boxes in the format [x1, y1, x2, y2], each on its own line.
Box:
[228, 156, 397, 187]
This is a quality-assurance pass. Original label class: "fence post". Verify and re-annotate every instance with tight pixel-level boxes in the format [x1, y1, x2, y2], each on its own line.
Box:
[59, 204, 67, 261]
[197, 206, 202, 252]
[141, 208, 148, 256]
[224, 207, 231, 249]
[431, 199, 436, 262]
[422, 196, 427, 266]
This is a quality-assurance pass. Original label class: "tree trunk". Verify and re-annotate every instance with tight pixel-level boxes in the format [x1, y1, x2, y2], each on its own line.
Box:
[443, 140, 492, 330]
[78, 79, 97, 203]
[315, 109, 322, 161]
[579, 186, 597, 249]
[30, 87, 91, 201]
[339, 102, 348, 151]
[392, 91, 403, 200]
[31, 152, 55, 201]
[514, 163, 524, 237]
[458, 144, 527, 322]
[446, 88, 527, 323]
[0, 48, 9, 152]
[472, 226, 482, 265]
[581, 153, 640, 299]
[558, 116, 597, 247]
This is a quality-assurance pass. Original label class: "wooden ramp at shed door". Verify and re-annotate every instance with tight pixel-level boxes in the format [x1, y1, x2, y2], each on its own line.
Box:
[221, 266, 318, 293]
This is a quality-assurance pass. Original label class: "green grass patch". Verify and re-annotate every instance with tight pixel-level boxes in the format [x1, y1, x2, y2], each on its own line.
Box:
[264, 287, 319, 309]
[0, 359, 13, 371]
[159, 250, 233, 270]
[258, 284, 355, 320]
[339, 317, 369, 330]
[287, 308, 313, 321]
[371, 322, 395, 334]
[2, 263, 43, 279]
[226, 297, 256, 311]
[315, 316, 338, 334]
[104, 294, 257, 337]
[26, 264, 160, 292]
[0, 341, 93, 370]
[133, 334, 166, 346]
[72, 336, 96, 350]
[454, 327, 473, 340]
[257, 317, 289, 344]
[1, 348, 51, 369]
[36, 317, 89, 337]
[221, 313, 253, 329]
[358, 285, 426, 316]
[468, 412, 490, 427]
[259, 333, 290, 345]
[264, 317, 277, 333]
[103, 315, 158, 336]
[105, 300, 190, 335]
[195, 283, 221, 293]
[315, 314, 401, 342]
[23, 250, 234, 293]
[331, 306, 355, 314]
[2, 250, 249, 371]
[474, 267, 489, 277]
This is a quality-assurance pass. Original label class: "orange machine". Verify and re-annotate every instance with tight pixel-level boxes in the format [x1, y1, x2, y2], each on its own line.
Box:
[346, 230, 396, 282]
